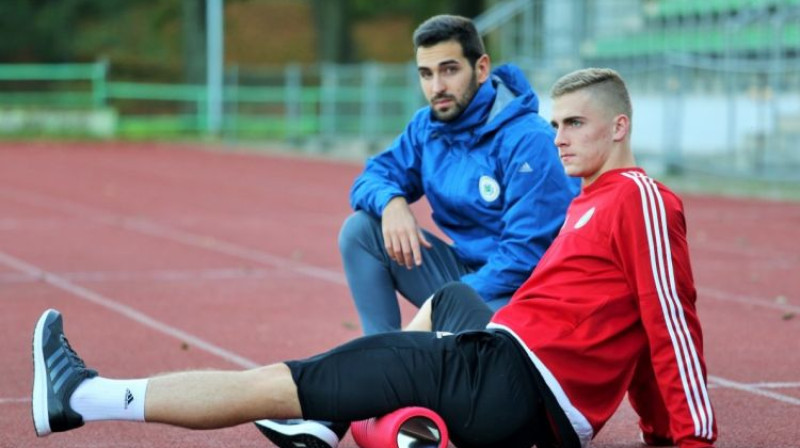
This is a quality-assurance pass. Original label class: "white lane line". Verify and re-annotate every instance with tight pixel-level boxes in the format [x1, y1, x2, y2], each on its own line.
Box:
[4, 188, 799, 407]
[5, 245, 800, 409]
[4, 380, 799, 407]
[120, 218, 346, 285]
[0, 187, 346, 286]
[692, 240, 799, 264]
[706, 381, 800, 390]
[0, 398, 30, 404]
[709, 376, 800, 405]
[746, 382, 800, 389]
[0, 251, 260, 370]
[0, 267, 295, 284]
[699, 287, 800, 314]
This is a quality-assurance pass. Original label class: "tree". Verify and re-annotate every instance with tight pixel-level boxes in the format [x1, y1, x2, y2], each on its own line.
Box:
[311, 0, 485, 64]
[312, 0, 355, 63]
[182, 0, 207, 85]
[0, 0, 152, 62]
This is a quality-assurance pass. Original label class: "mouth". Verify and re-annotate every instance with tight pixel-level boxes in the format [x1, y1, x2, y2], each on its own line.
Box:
[432, 97, 454, 108]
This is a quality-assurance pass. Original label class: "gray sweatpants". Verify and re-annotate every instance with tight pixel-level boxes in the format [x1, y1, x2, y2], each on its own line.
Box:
[338, 211, 483, 335]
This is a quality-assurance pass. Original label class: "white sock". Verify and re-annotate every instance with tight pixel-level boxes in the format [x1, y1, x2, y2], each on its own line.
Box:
[69, 377, 149, 422]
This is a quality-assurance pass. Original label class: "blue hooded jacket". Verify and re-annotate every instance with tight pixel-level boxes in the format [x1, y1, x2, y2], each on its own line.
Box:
[350, 64, 580, 304]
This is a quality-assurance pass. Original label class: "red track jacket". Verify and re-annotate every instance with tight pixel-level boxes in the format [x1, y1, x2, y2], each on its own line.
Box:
[490, 168, 716, 448]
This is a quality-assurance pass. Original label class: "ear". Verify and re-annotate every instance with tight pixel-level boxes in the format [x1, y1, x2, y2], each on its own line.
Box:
[475, 54, 491, 84]
[612, 114, 630, 142]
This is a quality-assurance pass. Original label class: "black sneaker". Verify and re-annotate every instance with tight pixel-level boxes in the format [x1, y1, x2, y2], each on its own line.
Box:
[254, 419, 349, 448]
[32, 309, 98, 437]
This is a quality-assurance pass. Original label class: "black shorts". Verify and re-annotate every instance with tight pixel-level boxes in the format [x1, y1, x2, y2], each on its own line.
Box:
[286, 283, 551, 448]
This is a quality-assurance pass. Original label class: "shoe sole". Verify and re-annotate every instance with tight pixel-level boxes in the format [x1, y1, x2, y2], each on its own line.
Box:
[32, 309, 56, 437]
[254, 419, 339, 448]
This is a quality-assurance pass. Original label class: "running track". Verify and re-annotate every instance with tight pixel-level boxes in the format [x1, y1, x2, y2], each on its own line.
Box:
[1, 141, 798, 448]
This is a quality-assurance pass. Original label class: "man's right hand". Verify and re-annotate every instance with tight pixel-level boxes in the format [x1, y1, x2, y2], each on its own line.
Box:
[382, 196, 432, 269]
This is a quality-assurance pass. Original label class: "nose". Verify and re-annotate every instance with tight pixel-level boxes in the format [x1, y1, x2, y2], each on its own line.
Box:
[554, 127, 567, 148]
[431, 74, 446, 94]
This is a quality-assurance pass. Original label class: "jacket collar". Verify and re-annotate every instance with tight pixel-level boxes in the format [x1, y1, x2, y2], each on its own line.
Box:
[428, 77, 495, 136]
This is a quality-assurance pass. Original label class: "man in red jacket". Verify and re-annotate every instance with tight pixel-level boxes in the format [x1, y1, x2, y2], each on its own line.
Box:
[32, 68, 716, 448]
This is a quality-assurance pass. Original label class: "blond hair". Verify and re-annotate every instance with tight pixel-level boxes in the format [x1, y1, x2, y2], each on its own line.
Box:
[550, 68, 632, 120]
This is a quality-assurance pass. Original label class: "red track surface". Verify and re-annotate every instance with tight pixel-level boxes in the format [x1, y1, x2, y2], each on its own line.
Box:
[1, 141, 798, 448]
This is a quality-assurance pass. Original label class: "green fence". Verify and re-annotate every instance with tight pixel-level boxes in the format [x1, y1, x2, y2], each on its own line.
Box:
[0, 61, 424, 140]
[587, 22, 800, 59]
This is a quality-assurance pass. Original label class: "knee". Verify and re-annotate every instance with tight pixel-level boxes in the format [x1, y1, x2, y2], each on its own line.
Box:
[431, 282, 476, 313]
[430, 282, 492, 332]
[338, 211, 380, 254]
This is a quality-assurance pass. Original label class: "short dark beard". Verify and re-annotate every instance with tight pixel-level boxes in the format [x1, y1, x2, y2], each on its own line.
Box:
[431, 70, 480, 122]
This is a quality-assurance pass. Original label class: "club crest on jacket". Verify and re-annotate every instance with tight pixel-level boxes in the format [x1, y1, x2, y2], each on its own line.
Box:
[479, 175, 500, 202]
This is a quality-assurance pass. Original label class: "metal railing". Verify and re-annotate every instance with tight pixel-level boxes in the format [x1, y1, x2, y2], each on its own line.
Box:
[0, 0, 798, 182]
[0, 61, 425, 140]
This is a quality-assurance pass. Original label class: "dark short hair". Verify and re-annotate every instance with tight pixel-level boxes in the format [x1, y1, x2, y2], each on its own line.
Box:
[412, 15, 486, 67]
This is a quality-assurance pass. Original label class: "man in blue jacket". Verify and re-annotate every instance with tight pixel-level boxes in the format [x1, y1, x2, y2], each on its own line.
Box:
[341, 14, 578, 335]
[256, 14, 578, 448]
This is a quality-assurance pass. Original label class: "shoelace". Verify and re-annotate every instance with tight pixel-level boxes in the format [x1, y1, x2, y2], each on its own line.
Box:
[60, 335, 87, 370]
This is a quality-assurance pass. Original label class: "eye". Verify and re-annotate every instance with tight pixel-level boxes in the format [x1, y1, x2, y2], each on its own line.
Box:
[568, 119, 582, 128]
[443, 65, 459, 75]
[419, 71, 432, 80]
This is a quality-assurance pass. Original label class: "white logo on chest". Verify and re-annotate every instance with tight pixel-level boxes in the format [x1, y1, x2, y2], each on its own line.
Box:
[478, 175, 501, 202]
[574, 207, 595, 229]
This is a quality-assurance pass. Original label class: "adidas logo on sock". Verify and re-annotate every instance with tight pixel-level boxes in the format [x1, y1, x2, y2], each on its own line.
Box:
[124, 388, 134, 409]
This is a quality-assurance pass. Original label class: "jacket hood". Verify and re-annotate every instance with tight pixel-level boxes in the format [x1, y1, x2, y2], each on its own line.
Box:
[488, 64, 540, 117]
